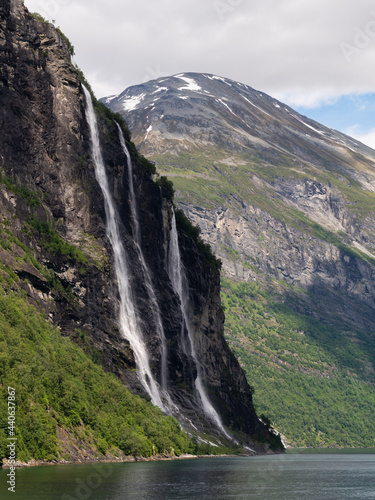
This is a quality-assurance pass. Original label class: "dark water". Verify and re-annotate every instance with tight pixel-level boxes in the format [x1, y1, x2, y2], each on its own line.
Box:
[1, 454, 375, 500]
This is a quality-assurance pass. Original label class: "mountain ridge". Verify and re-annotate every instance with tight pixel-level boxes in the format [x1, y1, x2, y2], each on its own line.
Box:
[104, 72, 375, 447]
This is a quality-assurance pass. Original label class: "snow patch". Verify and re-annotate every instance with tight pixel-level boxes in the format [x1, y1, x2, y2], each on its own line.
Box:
[294, 116, 325, 136]
[212, 76, 232, 86]
[177, 76, 201, 92]
[218, 98, 236, 117]
[241, 95, 272, 118]
[152, 87, 168, 94]
[145, 124, 153, 140]
[104, 95, 117, 104]
[122, 93, 146, 111]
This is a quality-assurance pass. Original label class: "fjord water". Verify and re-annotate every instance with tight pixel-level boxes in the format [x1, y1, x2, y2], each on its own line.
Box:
[1, 455, 375, 499]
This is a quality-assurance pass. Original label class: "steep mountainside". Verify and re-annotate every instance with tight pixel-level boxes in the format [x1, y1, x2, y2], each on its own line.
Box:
[105, 72, 375, 447]
[0, 2, 280, 463]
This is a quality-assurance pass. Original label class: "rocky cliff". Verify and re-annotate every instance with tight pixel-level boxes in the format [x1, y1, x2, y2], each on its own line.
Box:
[104, 73, 375, 446]
[105, 72, 375, 346]
[0, 1, 276, 450]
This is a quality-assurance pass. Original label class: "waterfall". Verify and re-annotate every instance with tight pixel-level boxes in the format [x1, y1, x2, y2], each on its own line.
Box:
[82, 86, 165, 410]
[168, 210, 231, 437]
[117, 125, 168, 392]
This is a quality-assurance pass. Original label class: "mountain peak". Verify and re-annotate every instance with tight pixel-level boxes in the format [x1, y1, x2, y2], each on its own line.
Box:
[103, 71, 375, 449]
[103, 72, 371, 164]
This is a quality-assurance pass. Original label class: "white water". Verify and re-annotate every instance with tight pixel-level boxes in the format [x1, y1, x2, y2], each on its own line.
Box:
[168, 211, 230, 437]
[83, 86, 164, 410]
[117, 125, 168, 392]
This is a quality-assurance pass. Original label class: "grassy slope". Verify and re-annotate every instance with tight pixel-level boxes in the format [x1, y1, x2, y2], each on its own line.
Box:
[0, 172, 235, 465]
[0, 285, 237, 465]
[154, 145, 375, 232]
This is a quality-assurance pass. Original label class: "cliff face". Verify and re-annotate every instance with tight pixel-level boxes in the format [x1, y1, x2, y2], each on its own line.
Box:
[104, 73, 375, 447]
[0, 1, 273, 448]
[105, 72, 375, 345]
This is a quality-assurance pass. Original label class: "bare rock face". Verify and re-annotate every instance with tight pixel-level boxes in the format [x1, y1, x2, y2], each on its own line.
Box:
[0, 0, 275, 447]
[105, 73, 375, 342]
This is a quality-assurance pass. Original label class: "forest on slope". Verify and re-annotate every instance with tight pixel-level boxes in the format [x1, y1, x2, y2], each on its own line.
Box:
[221, 279, 375, 447]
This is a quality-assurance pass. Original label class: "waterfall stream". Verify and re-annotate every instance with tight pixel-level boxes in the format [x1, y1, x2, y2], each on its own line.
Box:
[117, 125, 168, 392]
[168, 210, 230, 437]
[83, 86, 230, 435]
[83, 86, 165, 410]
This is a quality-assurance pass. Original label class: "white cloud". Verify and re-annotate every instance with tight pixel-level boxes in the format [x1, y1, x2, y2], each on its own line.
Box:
[23, 0, 375, 105]
[345, 125, 375, 151]
[271, 90, 340, 109]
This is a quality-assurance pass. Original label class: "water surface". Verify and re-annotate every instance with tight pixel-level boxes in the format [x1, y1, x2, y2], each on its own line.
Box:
[1, 454, 375, 499]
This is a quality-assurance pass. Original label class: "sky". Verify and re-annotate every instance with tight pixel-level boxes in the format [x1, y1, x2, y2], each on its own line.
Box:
[24, 0, 375, 149]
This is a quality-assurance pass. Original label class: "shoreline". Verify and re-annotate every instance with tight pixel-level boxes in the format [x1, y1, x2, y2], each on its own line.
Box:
[1, 454, 199, 469]
[1, 453, 251, 469]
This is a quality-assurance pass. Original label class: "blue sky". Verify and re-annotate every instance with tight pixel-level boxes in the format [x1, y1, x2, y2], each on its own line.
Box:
[294, 94, 375, 149]
[23, 0, 375, 149]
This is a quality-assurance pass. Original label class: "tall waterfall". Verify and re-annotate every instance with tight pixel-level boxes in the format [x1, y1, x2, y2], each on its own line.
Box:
[117, 125, 168, 392]
[83, 86, 164, 410]
[168, 210, 230, 437]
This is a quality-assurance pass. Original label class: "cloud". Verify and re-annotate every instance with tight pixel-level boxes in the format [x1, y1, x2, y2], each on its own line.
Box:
[345, 125, 375, 150]
[24, 0, 375, 107]
[271, 90, 340, 109]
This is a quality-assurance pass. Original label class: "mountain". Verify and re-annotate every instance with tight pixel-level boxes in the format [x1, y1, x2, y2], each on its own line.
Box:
[103, 72, 375, 447]
[0, 2, 281, 466]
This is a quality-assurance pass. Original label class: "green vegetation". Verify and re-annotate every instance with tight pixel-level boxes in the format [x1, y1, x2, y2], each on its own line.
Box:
[56, 28, 75, 56]
[27, 216, 88, 265]
[0, 218, 89, 303]
[0, 171, 41, 207]
[221, 278, 375, 448]
[30, 12, 48, 23]
[0, 288, 230, 465]
[156, 175, 175, 198]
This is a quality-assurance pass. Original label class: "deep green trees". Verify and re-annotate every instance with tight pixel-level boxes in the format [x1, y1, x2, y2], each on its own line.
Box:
[0, 287, 217, 464]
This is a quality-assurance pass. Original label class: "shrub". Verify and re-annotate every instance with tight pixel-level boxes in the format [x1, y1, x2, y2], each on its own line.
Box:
[56, 28, 75, 56]
[30, 12, 47, 23]
[27, 216, 88, 264]
[156, 176, 175, 198]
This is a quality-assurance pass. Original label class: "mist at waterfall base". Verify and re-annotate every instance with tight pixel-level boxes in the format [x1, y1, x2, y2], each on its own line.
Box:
[82, 86, 228, 438]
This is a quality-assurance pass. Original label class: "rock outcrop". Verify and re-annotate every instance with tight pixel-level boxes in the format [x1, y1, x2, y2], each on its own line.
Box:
[0, 1, 276, 448]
